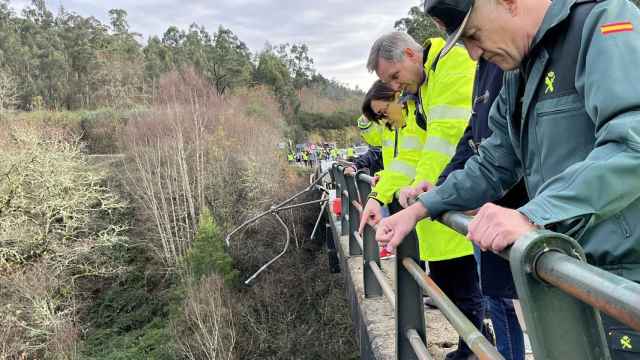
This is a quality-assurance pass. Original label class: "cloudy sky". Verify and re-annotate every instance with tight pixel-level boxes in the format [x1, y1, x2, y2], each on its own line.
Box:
[10, 0, 420, 91]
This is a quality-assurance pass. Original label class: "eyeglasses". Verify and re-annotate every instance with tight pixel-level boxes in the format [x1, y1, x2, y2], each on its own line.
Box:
[373, 93, 402, 120]
[374, 102, 391, 120]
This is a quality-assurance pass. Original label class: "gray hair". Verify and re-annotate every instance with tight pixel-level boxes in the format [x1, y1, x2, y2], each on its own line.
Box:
[367, 32, 422, 73]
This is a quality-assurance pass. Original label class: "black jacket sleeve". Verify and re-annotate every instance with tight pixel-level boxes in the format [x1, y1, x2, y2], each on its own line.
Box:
[353, 147, 383, 175]
[436, 124, 474, 186]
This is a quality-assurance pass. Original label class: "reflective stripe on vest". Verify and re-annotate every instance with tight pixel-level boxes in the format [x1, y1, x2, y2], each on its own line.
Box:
[427, 105, 472, 121]
[358, 120, 372, 129]
[388, 159, 417, 179]
[383, 139, 394, 148]
[423, 136, 457, 157]
[399, 135, 423, 152]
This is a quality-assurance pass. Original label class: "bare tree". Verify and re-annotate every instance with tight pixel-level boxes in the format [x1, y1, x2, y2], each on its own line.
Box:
[123, 69, 213, 267]
[175, 276, 236, 360]
[0, 69, 18, 113]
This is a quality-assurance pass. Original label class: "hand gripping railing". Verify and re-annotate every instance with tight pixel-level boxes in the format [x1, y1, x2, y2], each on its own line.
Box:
[440, 213, 640, 360]
[329, 163, 640, 360]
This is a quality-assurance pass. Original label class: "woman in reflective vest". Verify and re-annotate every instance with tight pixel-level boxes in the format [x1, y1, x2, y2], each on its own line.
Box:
[361, 81, 425, 207]
[357, 114, 384, 148]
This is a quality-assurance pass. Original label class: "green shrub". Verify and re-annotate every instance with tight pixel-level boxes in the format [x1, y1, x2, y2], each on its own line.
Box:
[82, 248, 180, 359]
[186, 208, 240, 285]
[83, 319, 175, 360]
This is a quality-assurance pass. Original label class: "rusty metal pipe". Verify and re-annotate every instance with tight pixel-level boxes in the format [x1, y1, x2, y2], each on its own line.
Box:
[406, 329, 432, 360]
[357, 172, 374, 185]
[536, 251, 640, 332]
[369, 261, 396, 309]
[353, 231, 364, 251]
[439, 212, 511, 260]
[403, 258, 505, 360]
[334, 164, 374, 184]
[274, 198, 329, 212]
[441, 211, 640, 331]
[351, 200, 363, 214]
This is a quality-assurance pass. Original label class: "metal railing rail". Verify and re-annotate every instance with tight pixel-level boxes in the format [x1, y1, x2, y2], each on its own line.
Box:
[327, 163, 640, 360]
[328, 164, 445, 360]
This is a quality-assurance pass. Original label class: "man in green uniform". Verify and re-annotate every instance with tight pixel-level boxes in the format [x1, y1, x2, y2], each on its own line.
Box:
[376, 0, 640, 357]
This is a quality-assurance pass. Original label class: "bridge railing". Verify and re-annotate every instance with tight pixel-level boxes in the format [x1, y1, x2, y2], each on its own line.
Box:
[328, 163, 640, 360]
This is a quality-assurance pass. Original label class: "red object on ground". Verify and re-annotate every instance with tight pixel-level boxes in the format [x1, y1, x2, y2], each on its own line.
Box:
[379, 247, 395, 260]
[331, 198, 342, 216]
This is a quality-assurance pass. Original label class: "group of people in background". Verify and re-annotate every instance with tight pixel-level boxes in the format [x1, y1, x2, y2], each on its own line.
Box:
[287, 145, 358, 168]
[343, 0, 640, 359]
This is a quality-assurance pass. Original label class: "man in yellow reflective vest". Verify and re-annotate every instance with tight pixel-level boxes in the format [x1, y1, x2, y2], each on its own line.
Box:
[367, 33, 483, 360]
[329, 147, 338, 160]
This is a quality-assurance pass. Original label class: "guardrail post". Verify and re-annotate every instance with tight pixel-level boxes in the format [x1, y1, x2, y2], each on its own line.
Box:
[510, 230, 611, 360]
[344, 174, 363, 256]
[325, 222, 340, 273]
[332, 165, 349, 238]
[356, 171, 382, 298]
[390, 200, 426, 360]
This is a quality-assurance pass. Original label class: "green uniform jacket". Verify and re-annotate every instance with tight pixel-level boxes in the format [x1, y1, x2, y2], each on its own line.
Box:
[420, 0, 640, 281]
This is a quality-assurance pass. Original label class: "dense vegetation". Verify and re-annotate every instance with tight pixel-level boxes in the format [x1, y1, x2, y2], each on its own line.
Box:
[0, 0, 370, 358]
[0, 0, 363, 143]
[0, 66, 359, 359]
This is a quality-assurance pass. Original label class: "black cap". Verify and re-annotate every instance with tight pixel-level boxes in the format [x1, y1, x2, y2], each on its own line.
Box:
[425, 0, 474, 57]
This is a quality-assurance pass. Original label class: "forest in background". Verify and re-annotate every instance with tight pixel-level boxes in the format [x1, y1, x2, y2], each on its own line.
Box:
[0, 0, 366, 144]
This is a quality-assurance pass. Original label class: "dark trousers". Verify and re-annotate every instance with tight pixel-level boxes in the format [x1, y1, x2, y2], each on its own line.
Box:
[430, 254, 484, 356]
[602, 313, 640, 359]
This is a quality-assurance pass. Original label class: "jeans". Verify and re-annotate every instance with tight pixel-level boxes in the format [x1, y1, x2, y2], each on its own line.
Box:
[381, 206, 390, 218]
[486, 297, 525, 360]
[473, 245, 524, 360]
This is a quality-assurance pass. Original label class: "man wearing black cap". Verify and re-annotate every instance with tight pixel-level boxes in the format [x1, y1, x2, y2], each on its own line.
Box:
[376, 0, 640, 358]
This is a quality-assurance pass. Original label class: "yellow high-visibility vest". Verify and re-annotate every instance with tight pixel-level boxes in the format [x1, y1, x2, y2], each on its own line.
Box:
[414, 37, 476, 262]
[370, 98, 426, 205]
[346, 147, 355, 157]
[357, 115, 384, 147]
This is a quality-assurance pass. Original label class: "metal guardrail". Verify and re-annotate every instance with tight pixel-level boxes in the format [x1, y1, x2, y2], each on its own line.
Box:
[327, 163, 640, 360]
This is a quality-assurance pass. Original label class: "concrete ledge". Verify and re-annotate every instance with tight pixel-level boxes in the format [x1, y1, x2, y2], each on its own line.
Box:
[332, 218, 460, 359]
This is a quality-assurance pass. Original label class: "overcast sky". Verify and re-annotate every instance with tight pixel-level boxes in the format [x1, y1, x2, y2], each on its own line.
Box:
[9, 0, 420, 91]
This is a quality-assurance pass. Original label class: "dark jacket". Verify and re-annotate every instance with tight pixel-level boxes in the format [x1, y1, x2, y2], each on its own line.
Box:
[437, 59, 528, 298]
[353, 147, 383, 176]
